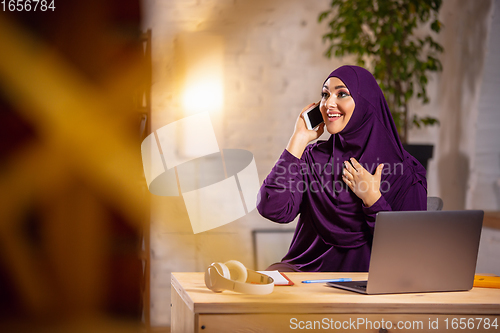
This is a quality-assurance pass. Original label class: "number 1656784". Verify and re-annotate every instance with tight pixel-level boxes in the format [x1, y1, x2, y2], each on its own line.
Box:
[2, 0, 55, 12]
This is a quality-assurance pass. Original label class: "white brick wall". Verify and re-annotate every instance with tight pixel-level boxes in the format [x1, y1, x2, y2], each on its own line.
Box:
[468, 1, 500, 276]
[469, 1, 500, 211]
[142, 0, 340, 326]
[142, 0, 498, 327]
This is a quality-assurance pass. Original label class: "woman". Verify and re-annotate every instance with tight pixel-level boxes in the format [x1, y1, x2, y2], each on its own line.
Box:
[256, 65, 427, 272]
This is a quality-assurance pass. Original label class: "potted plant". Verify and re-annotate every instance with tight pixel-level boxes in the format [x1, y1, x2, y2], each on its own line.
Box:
[318, 0, 443, 169]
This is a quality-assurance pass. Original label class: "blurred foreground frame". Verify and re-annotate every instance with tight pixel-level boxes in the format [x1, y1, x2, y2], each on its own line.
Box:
[0, 1, 148, 331]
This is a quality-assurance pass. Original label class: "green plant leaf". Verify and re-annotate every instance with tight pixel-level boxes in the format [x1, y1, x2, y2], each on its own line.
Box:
[430, 19, 441, 32]
[318, 11, 331, 22]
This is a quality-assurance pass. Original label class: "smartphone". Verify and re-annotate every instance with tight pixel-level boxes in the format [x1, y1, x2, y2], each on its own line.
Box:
[303, 103, 324, 130]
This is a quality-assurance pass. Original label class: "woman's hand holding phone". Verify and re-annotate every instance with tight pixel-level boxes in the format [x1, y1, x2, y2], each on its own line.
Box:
[286, 102, 325, 159]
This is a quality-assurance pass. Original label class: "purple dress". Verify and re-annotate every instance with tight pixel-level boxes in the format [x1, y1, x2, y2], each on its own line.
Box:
[257, 66, 427, 272]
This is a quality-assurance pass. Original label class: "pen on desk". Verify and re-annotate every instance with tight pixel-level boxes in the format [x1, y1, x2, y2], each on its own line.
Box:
[301, 278, 352, 284]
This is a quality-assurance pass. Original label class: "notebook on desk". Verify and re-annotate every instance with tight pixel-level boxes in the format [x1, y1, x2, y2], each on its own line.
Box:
[327, 210, 484, 295]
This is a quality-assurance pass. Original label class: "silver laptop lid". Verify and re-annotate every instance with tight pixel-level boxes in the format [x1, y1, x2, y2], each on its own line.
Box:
[366, 210, 483, 294]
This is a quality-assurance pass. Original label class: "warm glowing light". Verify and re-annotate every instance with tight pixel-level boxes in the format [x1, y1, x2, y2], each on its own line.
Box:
[182, 78, 224, 115]
[177, 32, 224, 117]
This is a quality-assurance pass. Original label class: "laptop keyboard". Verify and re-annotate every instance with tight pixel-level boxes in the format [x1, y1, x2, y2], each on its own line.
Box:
[327, 280, 368, 293]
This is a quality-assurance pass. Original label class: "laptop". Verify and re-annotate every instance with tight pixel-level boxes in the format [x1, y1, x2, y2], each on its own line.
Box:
[327, 210, 484, 294]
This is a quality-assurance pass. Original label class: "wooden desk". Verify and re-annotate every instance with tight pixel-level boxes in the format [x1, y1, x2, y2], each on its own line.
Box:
[484, 211, 500, 230]
[171, 272, 500, 333]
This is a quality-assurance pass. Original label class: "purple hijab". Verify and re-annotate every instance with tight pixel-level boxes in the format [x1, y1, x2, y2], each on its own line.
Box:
[302, 65, 427, 248]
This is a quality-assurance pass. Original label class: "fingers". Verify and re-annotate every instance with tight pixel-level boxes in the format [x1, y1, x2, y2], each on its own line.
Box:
[342, 159, 382, 187]
[342, 162, 355, 190]
[375, 163, 384, 179]
[316, 123, 325, 136]
[341, 171, 353, 190]
[343, 160, 354, 175]
[350, 158, 367, 173]
[342, 176, 353, 190]
[342, 160, 354, 188]
[343, 159, 359, 179]
[345, 158, 382, 175]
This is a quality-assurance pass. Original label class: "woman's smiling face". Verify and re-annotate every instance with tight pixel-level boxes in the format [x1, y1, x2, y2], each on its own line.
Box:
[320, 77, 355, 134]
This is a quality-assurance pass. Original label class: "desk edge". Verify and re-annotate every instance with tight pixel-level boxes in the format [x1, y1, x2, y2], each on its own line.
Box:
[171, 273, 195, 312]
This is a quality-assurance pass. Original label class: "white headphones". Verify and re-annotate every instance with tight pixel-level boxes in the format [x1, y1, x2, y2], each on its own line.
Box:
[204, 260, 274, 295]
